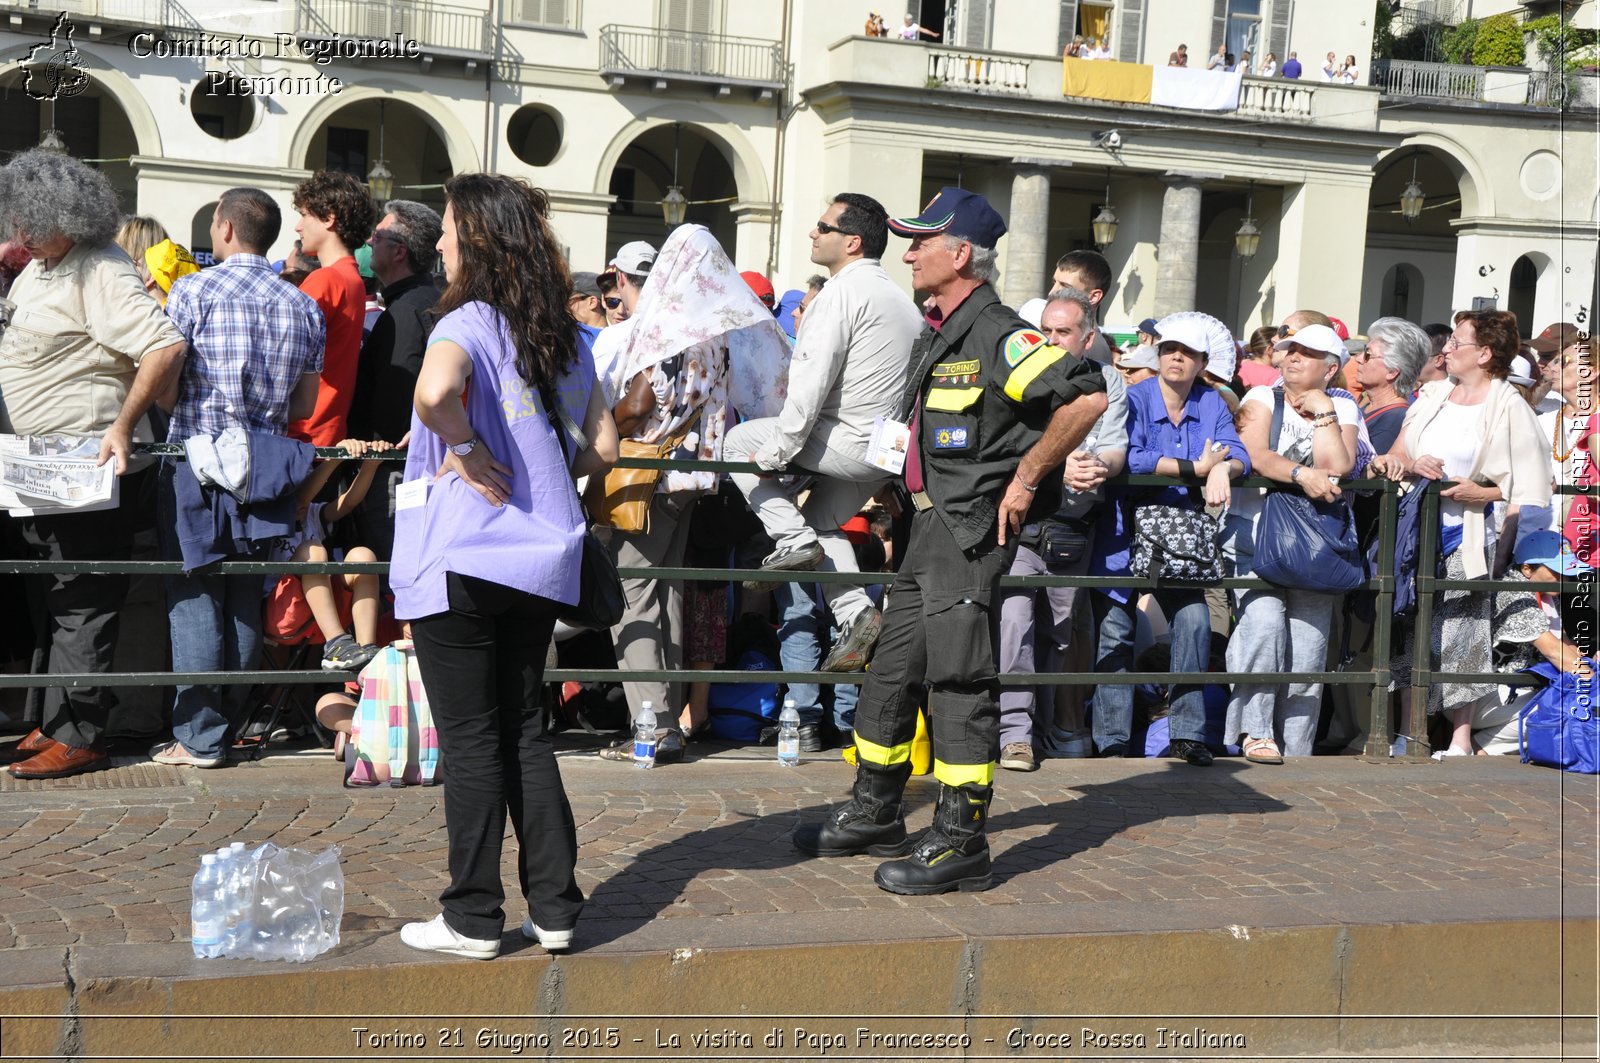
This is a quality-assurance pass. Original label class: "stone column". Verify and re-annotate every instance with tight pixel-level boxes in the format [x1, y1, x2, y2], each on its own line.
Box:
[729, 200, 778, 274]
[1154, 175, 1204, 318]
[1002, 162, 1052, 307]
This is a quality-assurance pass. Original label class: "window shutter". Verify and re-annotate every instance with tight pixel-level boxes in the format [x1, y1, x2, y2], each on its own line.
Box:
[1117, 0, 1143, 63]
[1212, 0, 1227, 53]
[663, 0, 690, 31]
[1267, 0, 1290, 64]
[1058, 0, 1079, 54]
[964, 0, 992, 50]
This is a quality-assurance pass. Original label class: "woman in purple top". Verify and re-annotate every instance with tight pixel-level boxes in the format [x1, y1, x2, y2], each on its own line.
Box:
[393, 174, 617, 960]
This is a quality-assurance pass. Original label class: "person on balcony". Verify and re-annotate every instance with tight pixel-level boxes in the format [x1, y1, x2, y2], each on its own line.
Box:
[897, 13, 939, 40]
[1259, 52, 1278, 77]
[0, 149, 187, 779]
[1281, 51, 1302, 79]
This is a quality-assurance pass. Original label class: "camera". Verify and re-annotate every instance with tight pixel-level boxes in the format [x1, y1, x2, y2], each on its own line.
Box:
[1093, 129, 1122, 150]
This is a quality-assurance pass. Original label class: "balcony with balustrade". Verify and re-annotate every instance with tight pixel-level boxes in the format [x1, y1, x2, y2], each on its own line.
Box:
[0, 0, 198, 38]
[293, 0, 491, 62]
[598, 24, 784, 98]
[1372, 58, 1596, 109]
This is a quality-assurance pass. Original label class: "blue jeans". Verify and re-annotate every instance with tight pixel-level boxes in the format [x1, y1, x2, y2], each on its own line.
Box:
[159, 464, 264, 760]
[776, 582, 859, 731]
[1090, 588, 1210, 750]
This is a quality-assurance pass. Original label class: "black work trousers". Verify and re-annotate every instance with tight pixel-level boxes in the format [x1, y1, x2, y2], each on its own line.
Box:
[854, 507, 1016, 786]
[410, 572, 584, 940]
[20, 491, 139, 750]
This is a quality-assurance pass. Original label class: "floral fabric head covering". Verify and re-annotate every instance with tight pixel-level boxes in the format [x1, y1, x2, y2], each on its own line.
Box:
[614, 224, 791, 493]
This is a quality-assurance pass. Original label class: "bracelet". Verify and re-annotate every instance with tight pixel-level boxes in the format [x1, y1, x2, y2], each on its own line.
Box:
[1176, 458, 1196, 478]
[1015, 474, 1038, 493]
[1311, 413, 1337, 427]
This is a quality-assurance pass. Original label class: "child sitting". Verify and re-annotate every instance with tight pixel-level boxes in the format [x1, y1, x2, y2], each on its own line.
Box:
[272, 438, 396, 671]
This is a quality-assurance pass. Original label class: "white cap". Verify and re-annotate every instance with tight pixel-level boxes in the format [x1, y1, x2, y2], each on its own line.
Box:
[609, 241, 657, 275]
[1155, 311, 1236, 369]
[1508, 354, 1536, 387]
[1017, 297, 1046, 328]
[1119, 344, 1161, 371]
[1273, 323, 1348, 366]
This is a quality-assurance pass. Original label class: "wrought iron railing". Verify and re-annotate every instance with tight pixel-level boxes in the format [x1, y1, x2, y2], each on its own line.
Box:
[294, 0, 492, 57]
[1372, 58, 1487, 101]
[598, 23, 784, 89]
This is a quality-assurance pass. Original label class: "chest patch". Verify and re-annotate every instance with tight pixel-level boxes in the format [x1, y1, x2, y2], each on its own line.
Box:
[933, 426, 970, 449]
[1003, 329, 1047, 368]
[931, 359, 980, 385]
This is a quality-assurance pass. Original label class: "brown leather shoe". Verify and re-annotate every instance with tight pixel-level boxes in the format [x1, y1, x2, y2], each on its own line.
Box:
[8, 740, 108, 779]
[1, 729, 51, 765]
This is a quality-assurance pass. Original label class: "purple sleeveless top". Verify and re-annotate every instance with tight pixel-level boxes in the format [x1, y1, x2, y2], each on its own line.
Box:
[391, 302, 595, 620]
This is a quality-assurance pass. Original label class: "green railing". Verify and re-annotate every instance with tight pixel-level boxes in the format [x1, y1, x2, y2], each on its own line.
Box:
[2, 445, 1593, 763]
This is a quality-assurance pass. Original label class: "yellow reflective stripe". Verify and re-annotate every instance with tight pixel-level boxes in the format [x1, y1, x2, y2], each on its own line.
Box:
[924, 387, 983, 412]
[1003, 343, 1069, 402]
[933, 759, 996, 787]
[856, 733, 914, 767]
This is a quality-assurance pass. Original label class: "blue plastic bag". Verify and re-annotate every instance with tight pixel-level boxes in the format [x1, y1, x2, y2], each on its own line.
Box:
[1517, 660, 1598, 774]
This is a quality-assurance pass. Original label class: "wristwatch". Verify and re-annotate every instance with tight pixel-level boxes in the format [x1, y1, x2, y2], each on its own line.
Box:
[448, 436, 479, 457]
[1291, 465, 1304, 483]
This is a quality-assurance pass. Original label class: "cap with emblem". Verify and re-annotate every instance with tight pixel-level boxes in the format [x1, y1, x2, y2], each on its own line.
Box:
[1530, 322, 1580, 354]
[888, 186, 1008, 249]
[608, 241, 656, 274]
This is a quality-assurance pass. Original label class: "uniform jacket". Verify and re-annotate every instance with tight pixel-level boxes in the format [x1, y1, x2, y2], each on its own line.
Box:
[897, 284, 1107, 550]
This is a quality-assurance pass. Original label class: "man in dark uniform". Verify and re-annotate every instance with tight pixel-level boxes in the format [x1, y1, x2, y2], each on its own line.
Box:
[794, 188, 1108, 894]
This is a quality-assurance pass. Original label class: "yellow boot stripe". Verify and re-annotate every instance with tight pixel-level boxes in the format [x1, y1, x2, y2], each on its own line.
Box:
[1003, 343, 1068, 402]
[855, 734, 914, 767]
[933, 759, 996, 787]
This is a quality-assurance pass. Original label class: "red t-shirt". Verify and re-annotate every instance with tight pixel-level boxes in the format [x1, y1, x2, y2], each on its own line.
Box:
[291, 256, 366, 447]
[1237, 361, 1281, 389]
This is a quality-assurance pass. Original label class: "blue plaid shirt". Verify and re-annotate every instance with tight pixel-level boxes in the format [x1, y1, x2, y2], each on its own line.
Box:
[165, 254, 325, 441]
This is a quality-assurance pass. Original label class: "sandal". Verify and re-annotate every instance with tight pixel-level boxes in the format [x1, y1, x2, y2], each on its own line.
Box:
[1242, 736, 1283, 764]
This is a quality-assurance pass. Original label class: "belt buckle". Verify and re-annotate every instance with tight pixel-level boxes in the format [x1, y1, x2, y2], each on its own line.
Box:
[911, 490, 934, 512]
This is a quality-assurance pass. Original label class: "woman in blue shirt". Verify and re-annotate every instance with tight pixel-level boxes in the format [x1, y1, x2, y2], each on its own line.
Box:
[1089, 312, 1248, 764]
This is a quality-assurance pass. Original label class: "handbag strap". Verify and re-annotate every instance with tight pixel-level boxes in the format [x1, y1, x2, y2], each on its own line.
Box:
[536, 378, 588, 466]
[1270, 386, 1285, 452]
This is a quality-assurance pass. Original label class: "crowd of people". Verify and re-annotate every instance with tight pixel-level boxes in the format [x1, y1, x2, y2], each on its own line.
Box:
[0, 146, 1594, 933]
[1163, 42, 1362, 82]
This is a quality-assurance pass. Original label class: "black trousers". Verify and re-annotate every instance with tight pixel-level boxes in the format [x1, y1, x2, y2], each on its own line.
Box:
[20, 488, 140, 750]
[411, 573, 584, 940]
[854, 507, 1016, 787]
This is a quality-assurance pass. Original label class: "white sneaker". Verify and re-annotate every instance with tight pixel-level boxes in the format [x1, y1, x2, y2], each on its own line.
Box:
[1431, 747, 1470, 760]
[521, 918, 573, 952]
[399, 914, 499, 959]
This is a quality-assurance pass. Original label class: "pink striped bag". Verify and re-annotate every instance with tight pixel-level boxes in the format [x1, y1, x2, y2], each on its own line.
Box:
[345, 640, 441, 787]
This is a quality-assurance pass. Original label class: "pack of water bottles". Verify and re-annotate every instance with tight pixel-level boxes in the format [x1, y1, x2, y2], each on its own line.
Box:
[190, 842, 344, 962]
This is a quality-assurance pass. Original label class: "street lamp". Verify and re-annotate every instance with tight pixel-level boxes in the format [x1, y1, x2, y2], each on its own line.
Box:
[1399, 153, 1425, 222]
[1234, 185, 1260, 260]
[367, 101, 394, 204]
[1092, 171, 1118, 248]
[38, 101, 66, 153]
[660, 123, 687, 228]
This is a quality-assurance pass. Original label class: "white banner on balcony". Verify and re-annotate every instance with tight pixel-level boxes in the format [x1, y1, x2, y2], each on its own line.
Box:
[1062, 57, 1244, 113]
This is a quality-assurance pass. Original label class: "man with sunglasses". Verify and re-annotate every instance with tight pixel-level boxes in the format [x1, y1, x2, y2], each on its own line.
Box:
[727, 194, 921, 699]
[591, 242, 655, 404]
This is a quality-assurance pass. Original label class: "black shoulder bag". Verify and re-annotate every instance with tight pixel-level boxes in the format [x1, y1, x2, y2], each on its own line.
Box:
[538, 381, 626, 631]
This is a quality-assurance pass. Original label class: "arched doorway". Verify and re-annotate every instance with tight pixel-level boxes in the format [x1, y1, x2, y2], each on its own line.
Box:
[301, 99, 453, 216]
[0, 70, 140, 208]
[1362, 146, 1463, 328]
[1508, 254, 1540, 337]
[604, 123, 737, 263]
[1380, 263, 1425, 322]
[190, 201, 219, 264]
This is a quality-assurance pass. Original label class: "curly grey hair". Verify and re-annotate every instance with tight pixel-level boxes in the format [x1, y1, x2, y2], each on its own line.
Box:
[0, 149, 121, 248]
[382, 199, 442, 275]
[940, 232, 998, 284]
[1365, 316, 1432, 394]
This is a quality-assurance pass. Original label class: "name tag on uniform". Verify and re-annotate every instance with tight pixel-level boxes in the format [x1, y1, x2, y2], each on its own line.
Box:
[865, 415, 911, 474]
[395, 479, 430, 512]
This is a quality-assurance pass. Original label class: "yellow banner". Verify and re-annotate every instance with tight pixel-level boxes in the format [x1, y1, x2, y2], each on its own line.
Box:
[1061, 56, 1153, 104]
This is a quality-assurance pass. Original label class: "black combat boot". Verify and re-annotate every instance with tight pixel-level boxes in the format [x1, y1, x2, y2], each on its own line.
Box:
[874, 783, 993, 895]
[793, 761, 913, 857]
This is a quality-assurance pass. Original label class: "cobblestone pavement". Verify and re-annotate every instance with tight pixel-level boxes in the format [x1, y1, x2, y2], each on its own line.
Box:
[1, 738, 1595, 962]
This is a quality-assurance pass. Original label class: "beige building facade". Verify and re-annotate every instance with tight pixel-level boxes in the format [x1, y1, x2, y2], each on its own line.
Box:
[3, 0, 1594, 337]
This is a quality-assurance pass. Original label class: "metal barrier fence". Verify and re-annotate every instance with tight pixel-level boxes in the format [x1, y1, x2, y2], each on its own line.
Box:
[1, 446, 1593, 763]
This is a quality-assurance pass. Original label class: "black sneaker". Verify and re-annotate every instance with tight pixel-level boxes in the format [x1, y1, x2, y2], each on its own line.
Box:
[743, 542, 824, 592]
[820, 608, 882, 672]
[798, 724, 823, 753]
[1170, 738, 1214, 766]
[322, 634, 379, 672]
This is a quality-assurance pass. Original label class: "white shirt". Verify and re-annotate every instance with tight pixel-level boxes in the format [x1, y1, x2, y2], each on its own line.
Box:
[590, 317, 637, 407]
[752, 257, 921, 471]
[1233, 387, 1364, 525]
[1260, 60, 1277, 77]
[1415, 400, 1485, 528]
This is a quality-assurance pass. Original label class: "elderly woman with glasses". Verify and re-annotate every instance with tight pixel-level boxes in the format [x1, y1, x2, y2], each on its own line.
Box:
[1355, 317, 1432, 453]
[1222, 324, 1366, 762]
[1370, 309, 1554, 757]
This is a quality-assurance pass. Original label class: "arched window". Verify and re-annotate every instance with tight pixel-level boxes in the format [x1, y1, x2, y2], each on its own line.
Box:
[1380, 263, 1424, 322]
[1509, 255, 1539, 337]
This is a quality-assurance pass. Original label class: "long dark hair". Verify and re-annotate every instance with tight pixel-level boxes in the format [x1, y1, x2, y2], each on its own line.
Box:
[435, 173, 577, 392]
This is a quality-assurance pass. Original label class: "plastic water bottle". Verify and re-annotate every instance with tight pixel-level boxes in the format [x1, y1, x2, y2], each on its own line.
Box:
[190, 853, 226, 959]
[223, 842, 250, 956]
[777, 700, 801, 767]
[632, 701, 658, 769]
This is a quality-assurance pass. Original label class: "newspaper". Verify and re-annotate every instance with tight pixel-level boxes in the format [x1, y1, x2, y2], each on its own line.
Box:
[0, 434, 119, 515]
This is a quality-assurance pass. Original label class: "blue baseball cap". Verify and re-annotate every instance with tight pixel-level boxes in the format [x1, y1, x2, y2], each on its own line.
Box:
[1514, 531, 1592, 577]
[888, 186, 1008, 249]
[1138, 318, 1160, 336]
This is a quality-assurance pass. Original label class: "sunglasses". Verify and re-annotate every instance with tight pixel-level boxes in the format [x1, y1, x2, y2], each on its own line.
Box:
[603, 297, 622, 310]
[1276, 324, 1298, 339]
[814, 220, 858, 237]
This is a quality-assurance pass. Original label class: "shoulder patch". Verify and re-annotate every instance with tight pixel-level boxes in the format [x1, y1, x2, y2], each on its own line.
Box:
[1003, 329, 1047, 368]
